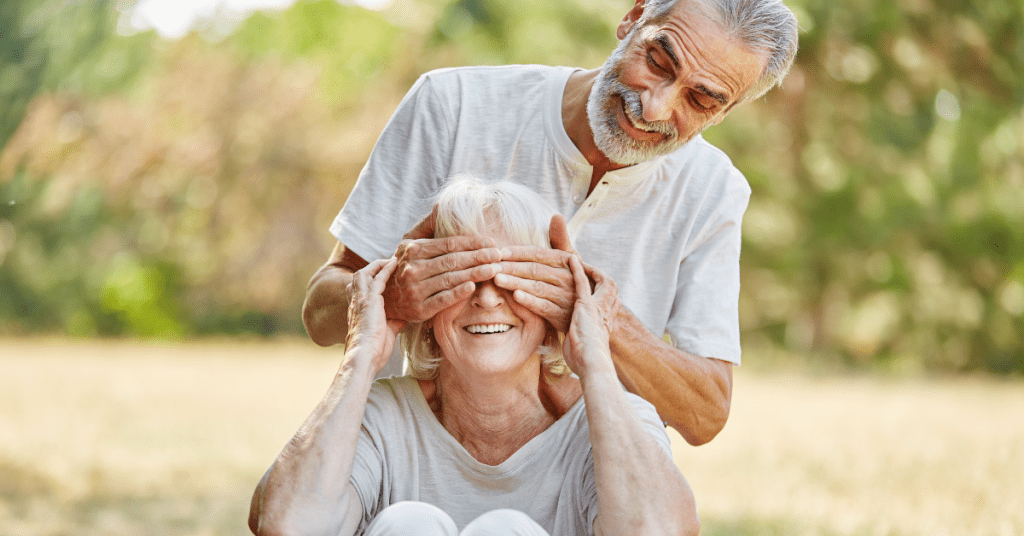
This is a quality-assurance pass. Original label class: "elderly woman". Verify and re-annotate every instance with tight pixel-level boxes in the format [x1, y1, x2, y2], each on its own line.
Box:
[249, 177, 698, 536]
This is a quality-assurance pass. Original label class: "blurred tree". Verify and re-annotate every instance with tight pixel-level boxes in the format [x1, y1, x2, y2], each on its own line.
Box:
[1, 0, 1021, 372]
[707, 0, 1024, 373]
[0, 0, 147, 152]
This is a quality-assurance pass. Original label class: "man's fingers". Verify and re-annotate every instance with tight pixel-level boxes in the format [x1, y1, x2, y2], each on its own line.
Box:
[399, 250, 502, 287]
[420, 281, 476, 317]
[402, 236, 500, 263]
[499, 246, 572, 267]
[496, 259, 572, 287]
[432, 262, 502, 292]
[494, 273, 572, 307]
[510, 289, 566, 325]
[405, 260, 501, 299]
[549, 214, 575, 254]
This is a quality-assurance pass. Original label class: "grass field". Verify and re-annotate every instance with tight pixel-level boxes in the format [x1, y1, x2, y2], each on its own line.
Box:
[0, 339, 1021, 536]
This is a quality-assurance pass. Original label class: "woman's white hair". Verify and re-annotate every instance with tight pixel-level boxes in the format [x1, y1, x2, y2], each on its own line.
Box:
[401, 175, 569, 380]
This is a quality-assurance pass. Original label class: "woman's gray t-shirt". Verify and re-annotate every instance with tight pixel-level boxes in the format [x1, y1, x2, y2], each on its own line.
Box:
[348, 376, 672, 535]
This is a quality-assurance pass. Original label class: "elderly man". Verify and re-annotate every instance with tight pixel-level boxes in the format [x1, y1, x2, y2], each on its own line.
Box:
[302, 0, 798, 446]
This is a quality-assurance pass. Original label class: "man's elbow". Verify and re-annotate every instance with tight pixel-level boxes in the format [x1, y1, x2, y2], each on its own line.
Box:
[301, 272, 349, 347]
[675, 393, 730, 446]
[682, 513, 701, 536]
[302, 298, 342, 347]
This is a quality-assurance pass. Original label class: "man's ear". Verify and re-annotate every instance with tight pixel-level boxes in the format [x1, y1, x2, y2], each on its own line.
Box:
[616, 0, 646, 40]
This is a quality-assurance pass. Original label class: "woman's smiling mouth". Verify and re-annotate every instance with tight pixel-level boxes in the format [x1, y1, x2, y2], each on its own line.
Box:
[465, 324, 513, 334]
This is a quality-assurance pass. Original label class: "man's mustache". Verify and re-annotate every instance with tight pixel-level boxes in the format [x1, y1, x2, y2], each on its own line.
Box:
[612, 81, 678, 140]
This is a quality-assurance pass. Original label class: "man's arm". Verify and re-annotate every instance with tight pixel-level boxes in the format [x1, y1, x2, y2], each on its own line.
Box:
[495, 215, 732, 445]
[303, 242, 366, 347]
[506, 272, 732, 445]
[608, 308, 733, 446]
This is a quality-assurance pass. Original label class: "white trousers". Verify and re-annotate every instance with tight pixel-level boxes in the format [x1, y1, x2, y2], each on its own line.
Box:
[364, 501, 552, 536]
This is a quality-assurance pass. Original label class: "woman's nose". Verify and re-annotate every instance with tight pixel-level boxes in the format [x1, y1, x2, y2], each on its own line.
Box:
[471, 279, 504, 309]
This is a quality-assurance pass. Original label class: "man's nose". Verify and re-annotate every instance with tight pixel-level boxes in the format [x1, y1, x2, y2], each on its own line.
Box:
[471, 280, 504, 309]
[640, 84, 673, 123]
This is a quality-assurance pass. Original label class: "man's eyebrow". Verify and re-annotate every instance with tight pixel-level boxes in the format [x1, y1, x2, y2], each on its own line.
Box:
[652, 33, 729, 105]
[653, 34, 680, 69]
[695, 85, 729, 105]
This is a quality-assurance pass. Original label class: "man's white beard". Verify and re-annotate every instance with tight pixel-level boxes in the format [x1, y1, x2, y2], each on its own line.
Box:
[586, 32, 692, 166]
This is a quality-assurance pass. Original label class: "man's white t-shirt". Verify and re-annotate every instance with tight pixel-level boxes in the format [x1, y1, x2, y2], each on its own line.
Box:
[349, 376, 671, 535]
[331, 65, 750, 365]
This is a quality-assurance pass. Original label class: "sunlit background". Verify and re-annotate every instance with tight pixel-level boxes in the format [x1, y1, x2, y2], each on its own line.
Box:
[1, 0, 1022, 534]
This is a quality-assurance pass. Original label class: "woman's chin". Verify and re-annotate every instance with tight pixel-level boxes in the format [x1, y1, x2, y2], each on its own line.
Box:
[442, 350, 541, 381]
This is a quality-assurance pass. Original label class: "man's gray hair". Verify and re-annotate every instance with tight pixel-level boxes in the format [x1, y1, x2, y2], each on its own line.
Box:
[400, 175, 568, 380]
[641, 0, 799, 102]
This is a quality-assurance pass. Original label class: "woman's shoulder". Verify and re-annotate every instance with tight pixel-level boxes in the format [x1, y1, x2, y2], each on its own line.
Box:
[366, 376, 433, 421]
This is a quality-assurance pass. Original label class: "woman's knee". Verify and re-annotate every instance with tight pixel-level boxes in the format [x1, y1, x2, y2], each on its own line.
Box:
[461, 509, 550, 536]
[365, 501, 458, 536]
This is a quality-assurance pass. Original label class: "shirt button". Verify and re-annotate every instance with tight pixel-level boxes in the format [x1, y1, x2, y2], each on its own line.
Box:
[573, 194, 583, 204]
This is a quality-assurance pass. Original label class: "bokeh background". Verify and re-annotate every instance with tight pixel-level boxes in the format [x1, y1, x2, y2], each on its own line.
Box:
[1, 0, 1022, 534]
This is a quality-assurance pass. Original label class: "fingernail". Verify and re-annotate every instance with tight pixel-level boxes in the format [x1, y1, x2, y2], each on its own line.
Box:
[493, 273, 506, 283]
[500, 247, 511, 257]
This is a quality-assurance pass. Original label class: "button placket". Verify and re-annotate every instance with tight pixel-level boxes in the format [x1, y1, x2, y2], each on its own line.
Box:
[585, 180, 611, 209]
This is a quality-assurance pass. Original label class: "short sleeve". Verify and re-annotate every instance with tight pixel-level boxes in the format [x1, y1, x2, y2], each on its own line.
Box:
[330, 73, 455, 262]
[665, 169, 750, 365]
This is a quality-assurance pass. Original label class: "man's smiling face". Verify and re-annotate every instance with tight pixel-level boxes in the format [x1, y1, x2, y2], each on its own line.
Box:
[587, 2, 768, 165]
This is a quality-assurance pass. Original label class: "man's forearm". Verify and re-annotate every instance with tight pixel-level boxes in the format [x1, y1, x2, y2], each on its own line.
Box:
[609, 308, 733, 446]
[302, 264, 356, 347]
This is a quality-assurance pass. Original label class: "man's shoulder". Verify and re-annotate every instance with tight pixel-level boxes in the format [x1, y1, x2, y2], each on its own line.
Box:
[662, 135, 752, 197]
[418, 64, 576, 94]
[672, 134, 738, 170]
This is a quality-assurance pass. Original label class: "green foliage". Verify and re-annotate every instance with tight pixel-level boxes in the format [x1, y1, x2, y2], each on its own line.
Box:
[0, 0, 1021, 373]
[1, 0, 49, 153]
[0, 170, 181, 336]
[232, 0, 402, 106]
[707, 0, 1024, 373]
[0, 0, 147, 152]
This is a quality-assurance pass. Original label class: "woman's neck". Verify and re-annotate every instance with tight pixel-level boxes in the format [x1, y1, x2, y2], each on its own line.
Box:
[420, 364, 578, 466]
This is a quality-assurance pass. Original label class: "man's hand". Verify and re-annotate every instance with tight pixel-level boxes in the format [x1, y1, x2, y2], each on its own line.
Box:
[383, 207, 503, 324]
[494, 214, 578, 332]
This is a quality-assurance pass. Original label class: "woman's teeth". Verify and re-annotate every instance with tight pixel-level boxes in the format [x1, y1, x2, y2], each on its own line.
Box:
[465, 324, 512, 334]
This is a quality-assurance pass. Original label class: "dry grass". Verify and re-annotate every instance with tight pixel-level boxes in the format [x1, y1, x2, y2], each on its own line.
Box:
[1, 339, 1021, 536]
